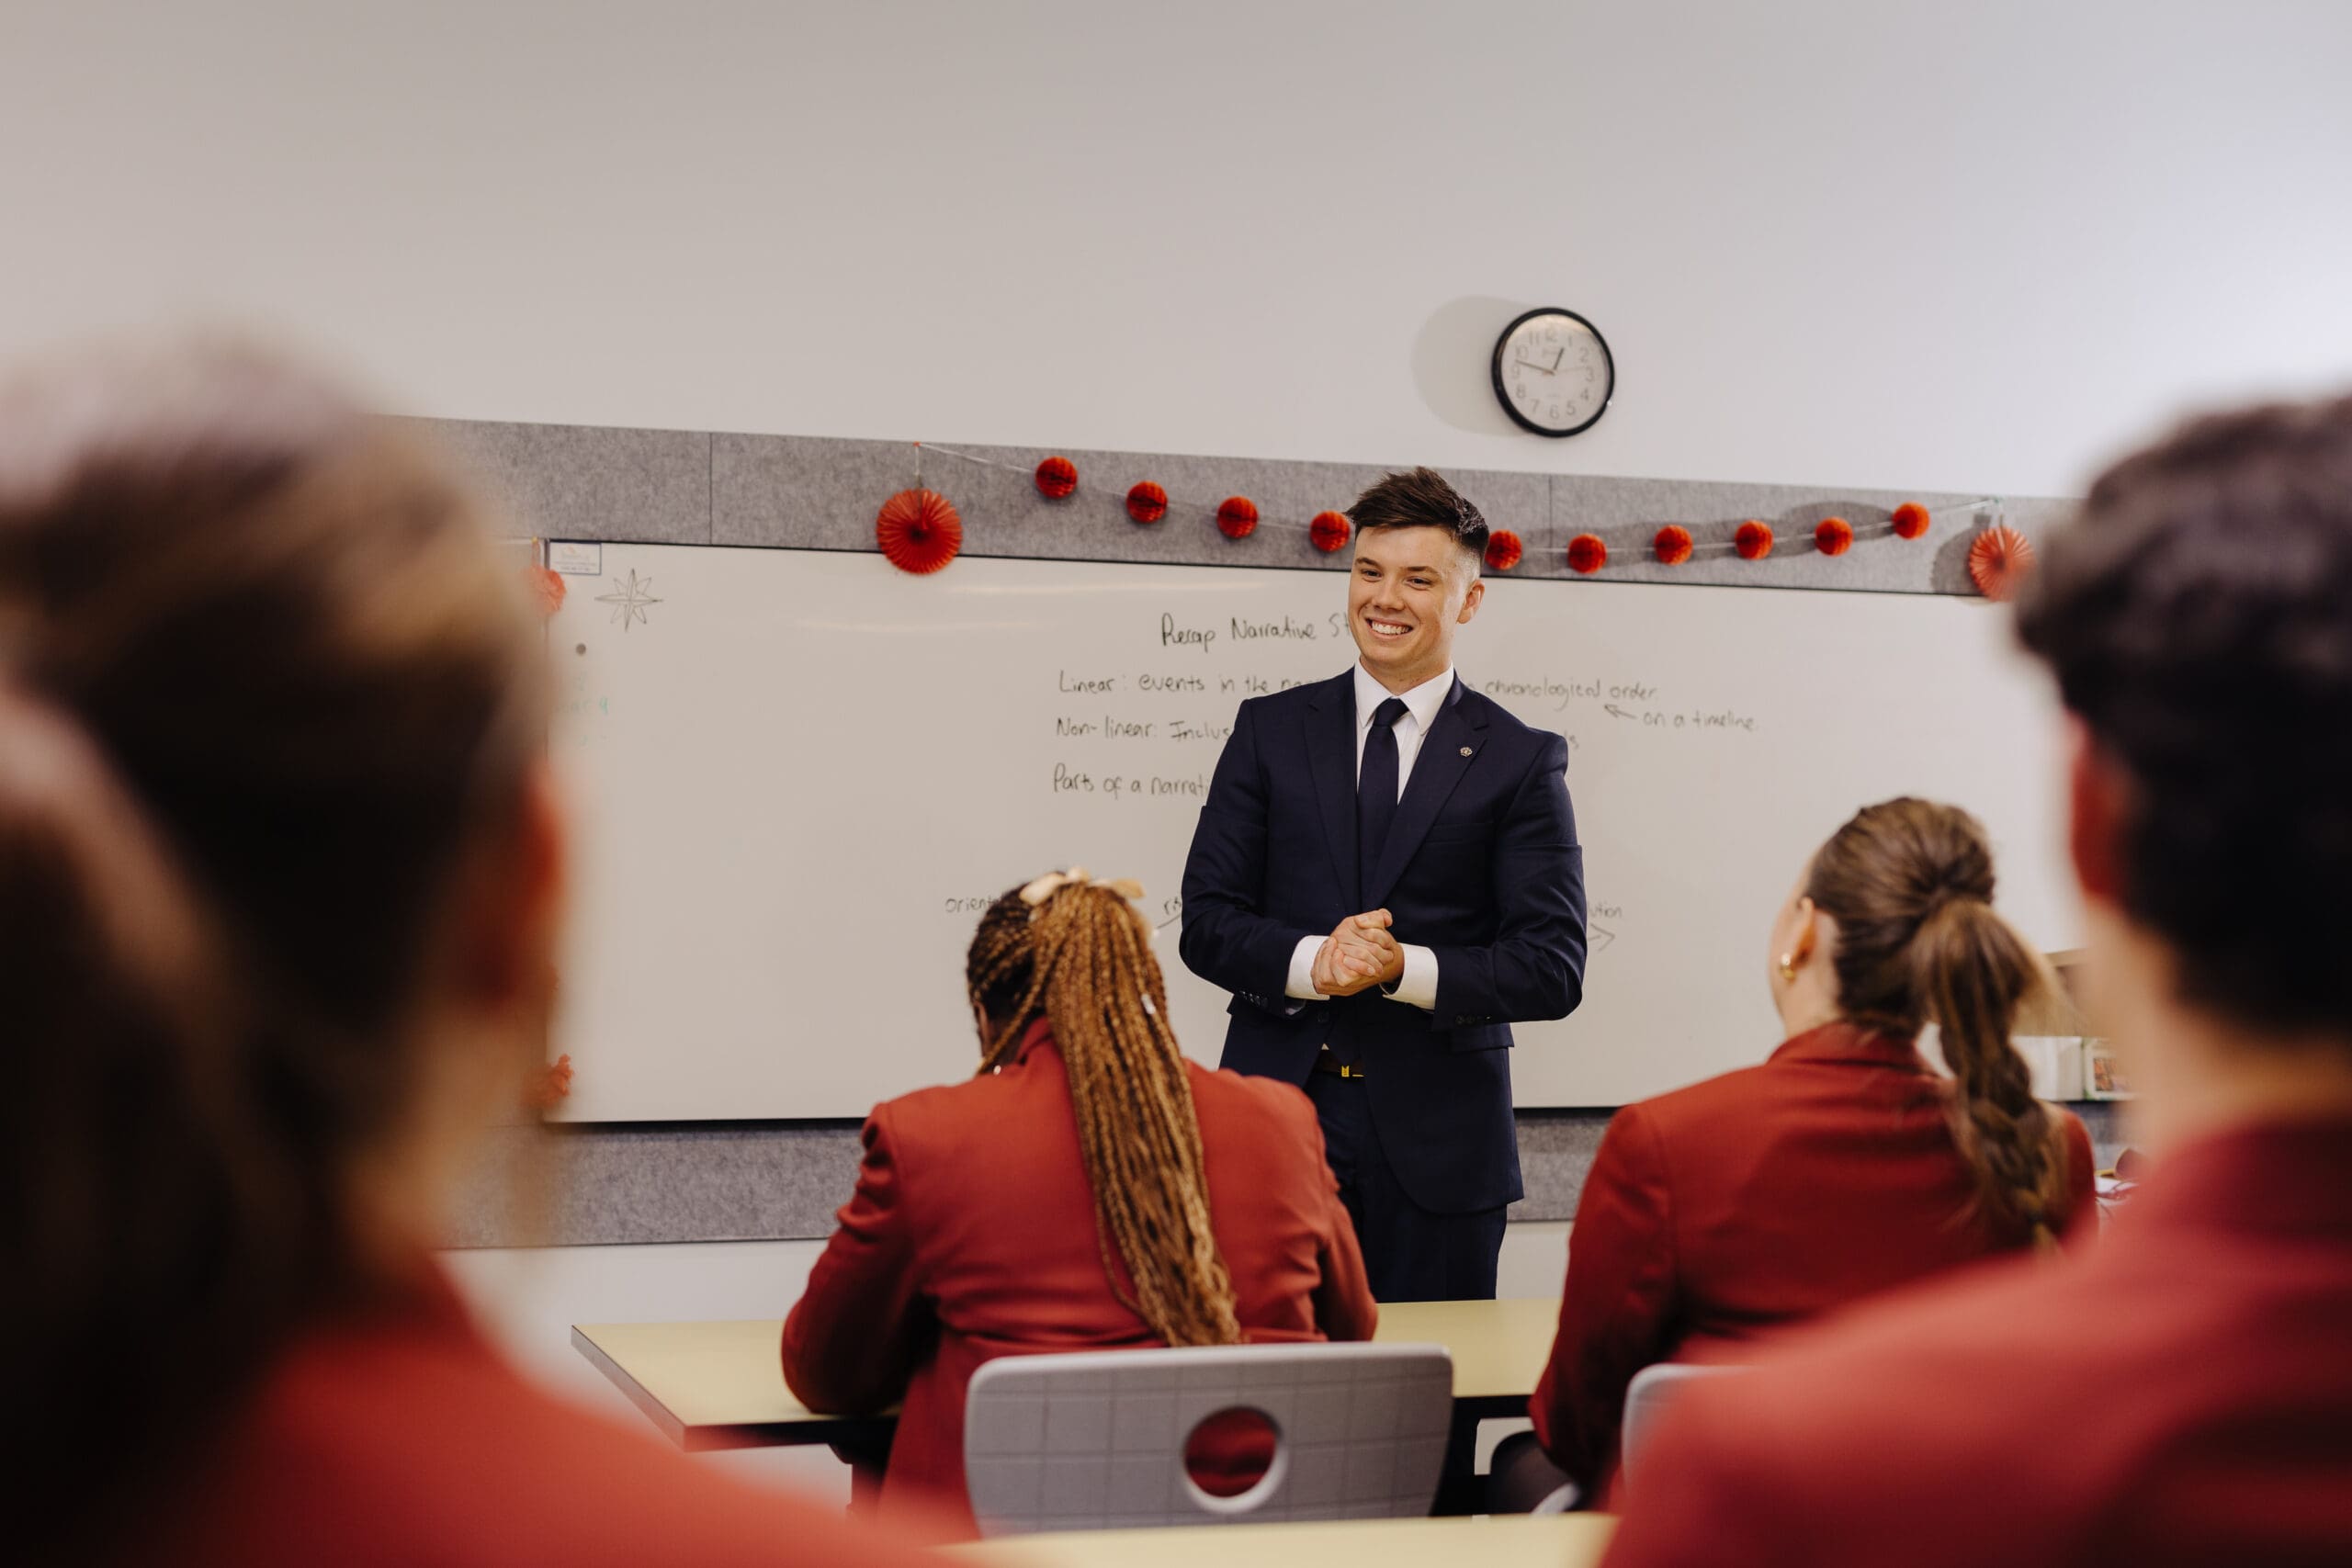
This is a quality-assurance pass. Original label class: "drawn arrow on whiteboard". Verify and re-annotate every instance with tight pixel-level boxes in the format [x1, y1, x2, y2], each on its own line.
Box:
[1591, 925, 1617, 951]
[1603, 704, 1636, 720]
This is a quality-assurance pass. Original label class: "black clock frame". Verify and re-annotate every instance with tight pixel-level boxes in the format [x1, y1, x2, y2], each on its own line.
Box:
[1491, 306, 1614, 438]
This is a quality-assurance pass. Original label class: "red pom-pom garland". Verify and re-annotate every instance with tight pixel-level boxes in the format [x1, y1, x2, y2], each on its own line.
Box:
[1967, 525, 2037, 601]
[1890, 502, 1930, 540]
[1309, 510, 1351, 553]
[1484, 530, 1524, 571]
[1216, 495, 1259, 539]
[1034, 455, 1078, 499]
[876, 488, 964, 574]
[1653, 526, 1693, 566]
[1566, 534, 1608, 575]
[1125, 481, 1169, 525]
[1735, 520, 1775, 560]
[1815, 516, 1853, 557]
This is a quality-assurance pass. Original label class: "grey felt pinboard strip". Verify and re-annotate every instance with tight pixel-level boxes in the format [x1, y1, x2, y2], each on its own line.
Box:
[409, 417, 714, 545]
[402, 415, 2068, 594]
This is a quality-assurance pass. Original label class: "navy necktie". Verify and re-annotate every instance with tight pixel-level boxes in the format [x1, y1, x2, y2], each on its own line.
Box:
[1358, 696, 1408, 903]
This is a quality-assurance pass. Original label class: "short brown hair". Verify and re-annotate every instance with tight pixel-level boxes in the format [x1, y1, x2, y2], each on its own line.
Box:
[2016, 391, 2352, 1038]
[1346, 466, 1488, 569]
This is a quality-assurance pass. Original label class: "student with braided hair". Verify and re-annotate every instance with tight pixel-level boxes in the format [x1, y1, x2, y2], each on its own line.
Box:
[783, 870, 1375, 1537]
[1498, 797, 2095, 1508]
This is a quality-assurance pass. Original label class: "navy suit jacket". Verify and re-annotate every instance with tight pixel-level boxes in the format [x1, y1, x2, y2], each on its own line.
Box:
[1179, 670, 1588, 1213]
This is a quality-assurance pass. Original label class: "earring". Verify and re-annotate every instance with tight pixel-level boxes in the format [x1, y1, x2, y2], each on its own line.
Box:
[1777, 953, 1798, 981]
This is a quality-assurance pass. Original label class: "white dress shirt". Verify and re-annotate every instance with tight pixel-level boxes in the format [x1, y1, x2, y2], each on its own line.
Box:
[1283, 663, 1451, 1011]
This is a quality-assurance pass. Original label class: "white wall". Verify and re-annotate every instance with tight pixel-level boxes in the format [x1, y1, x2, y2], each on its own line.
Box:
[4, 1, 2348, 501]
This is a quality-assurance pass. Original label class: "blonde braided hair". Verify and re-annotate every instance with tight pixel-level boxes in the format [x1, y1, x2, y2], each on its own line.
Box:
[966, 870, 1242, 1347]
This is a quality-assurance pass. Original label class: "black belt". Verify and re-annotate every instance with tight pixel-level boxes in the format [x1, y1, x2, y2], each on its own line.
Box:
[1313, 1052, 1366, 1079]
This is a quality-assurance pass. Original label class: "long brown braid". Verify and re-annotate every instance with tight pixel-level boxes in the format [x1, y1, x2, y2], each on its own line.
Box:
[1805, 799, 2072, 1249]
[966, 874, 1243, 1347]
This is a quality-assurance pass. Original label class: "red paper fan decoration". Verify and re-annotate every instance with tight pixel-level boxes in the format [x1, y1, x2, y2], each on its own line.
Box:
[1034, 455, 1078, 499]
[1484, 530, 1524, 571]
[876, 488, 963, 574]
[1566, 534, 1608, 574]
[1815, 516, 1854, 557]
[526, 564, 566, 618]
[1653, 525, 1693, 566]
[1890, 502, 1930, 540]
[1126, 480, 1169, 524]
[1735, 520, 1775, 560]
[1967, 525, 2037, 601]
[1216, 495, 1259, 539]
[1309, 510, 1351, 552]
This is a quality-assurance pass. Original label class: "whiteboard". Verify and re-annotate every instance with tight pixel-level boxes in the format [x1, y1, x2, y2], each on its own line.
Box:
[546, 543, 2076, 1120]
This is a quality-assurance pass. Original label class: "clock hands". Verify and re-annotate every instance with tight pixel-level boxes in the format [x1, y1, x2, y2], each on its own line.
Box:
[1494, 309, 1610, 435]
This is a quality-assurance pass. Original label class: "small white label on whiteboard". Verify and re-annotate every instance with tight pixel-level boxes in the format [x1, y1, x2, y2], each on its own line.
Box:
[550, 541, 604, 576]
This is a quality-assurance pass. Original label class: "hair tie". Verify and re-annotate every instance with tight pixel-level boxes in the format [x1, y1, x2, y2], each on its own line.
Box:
[1922, 878, 1992, 920]
[1018, 866, 1146, 912]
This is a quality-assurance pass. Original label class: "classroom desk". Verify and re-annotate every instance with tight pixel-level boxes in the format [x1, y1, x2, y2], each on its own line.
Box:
[571, 1296, 1560, 1452]
[952, 1514, 1614, 1568]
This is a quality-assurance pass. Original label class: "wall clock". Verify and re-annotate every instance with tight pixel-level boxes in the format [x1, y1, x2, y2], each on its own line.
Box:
[1492, 307, 1613, 437]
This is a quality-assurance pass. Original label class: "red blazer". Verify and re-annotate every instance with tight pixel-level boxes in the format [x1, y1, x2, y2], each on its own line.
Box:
[1532, 1021, 2096, 1492]
[146, 1269, 943, 1567]
[1602, 1115, 2352, 1568]
[781, 1020, 1377, 1537]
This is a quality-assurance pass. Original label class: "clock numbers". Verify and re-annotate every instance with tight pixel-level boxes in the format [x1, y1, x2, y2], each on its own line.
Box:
[1492, 308, 1612, 438]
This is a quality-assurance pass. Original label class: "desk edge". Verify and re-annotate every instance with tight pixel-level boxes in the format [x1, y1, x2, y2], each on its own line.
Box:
[568, 1325, 895, 1451]
[571, 1325, 692, 1450]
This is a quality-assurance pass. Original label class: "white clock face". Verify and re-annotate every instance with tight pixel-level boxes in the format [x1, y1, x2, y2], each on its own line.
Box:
[1497, 311, 1611, 435]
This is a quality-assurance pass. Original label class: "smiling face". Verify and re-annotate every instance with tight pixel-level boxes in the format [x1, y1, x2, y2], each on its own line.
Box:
[1347, 525, 1484, 693]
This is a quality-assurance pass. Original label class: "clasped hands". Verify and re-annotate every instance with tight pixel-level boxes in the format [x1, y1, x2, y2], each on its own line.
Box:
[1311, 909, 1404, 997]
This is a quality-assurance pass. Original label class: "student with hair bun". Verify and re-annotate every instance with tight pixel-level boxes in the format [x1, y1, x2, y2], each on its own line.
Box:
[0, 339, 944, 1568]
[784, 869, 1376, 1538]
[1503, 797, 2094, 1506]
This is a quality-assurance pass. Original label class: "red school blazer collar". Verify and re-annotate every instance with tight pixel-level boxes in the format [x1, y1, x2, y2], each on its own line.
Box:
[1006, 1016, 1058, 1066]
[1768, 1020, 1931, 1073]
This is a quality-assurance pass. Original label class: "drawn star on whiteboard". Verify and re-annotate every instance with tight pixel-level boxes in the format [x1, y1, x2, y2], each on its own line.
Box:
[595, 570, 662, 630]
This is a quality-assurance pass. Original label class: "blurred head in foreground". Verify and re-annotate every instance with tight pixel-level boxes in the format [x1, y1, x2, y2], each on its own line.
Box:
[2016, 389, 2352, 1140]
[0, 338, 559, 1556]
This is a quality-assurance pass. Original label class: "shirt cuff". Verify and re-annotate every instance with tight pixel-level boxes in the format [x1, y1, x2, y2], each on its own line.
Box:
[1385, 942, 1439, 1010]
[1283, 934, 1324, 1001]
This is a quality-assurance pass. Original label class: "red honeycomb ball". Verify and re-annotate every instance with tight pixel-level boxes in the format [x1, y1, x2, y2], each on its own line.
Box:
[1125, 480, 1169, 525]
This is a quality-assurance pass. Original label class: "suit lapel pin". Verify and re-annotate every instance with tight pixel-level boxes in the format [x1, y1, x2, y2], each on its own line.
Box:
[1460, 746, 1474, 757]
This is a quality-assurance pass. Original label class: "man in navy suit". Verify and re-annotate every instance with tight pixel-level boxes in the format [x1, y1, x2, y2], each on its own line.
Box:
[1180, 468, 1588, 1301]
